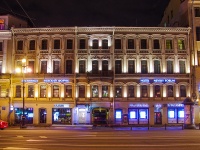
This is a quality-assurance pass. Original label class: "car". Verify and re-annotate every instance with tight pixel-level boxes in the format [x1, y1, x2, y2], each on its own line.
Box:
[0, 120, 8, 130]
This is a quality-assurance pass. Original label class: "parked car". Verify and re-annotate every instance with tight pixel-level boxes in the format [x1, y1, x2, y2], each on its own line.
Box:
[0, 120, 8, 130]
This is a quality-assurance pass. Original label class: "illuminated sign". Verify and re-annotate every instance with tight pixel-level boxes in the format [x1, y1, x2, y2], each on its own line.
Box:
[44, 79, 69, 83]
[167, 104, 184, 107]
[54, 104, 69, 108]
[140, 79, 175, 83]
[129, 104, 149, 107]
[140, 79, 149, 83]
[22, 79, 38, 83]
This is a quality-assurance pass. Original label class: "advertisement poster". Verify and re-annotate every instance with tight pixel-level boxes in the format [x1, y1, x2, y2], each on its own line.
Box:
[184, 105, 191, 124]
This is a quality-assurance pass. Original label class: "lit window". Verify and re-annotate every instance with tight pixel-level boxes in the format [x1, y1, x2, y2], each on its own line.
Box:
[53, 85, 59, 97]
[166, 39, 173, 49]
[65, 85, 72, 98]
[91, 85, 98, 98]
[178, 39, 185, 50]
[40, 85, 46, 98]
[115, 86, 122, 98]
[102, 85, 109, 97]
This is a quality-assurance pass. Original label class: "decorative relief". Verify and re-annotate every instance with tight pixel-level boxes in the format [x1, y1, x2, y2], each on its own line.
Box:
[114, 55, 123, 59]
[139, 55, 149, 59]
[78, 55, 87, 59]
[91, 55, 101, 59]
[126, 55, 136, 59]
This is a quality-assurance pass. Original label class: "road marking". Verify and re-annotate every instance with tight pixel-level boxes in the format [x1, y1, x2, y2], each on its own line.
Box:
[16, 136, 23, 138]
[39, 136, 47, 138]
[2, 147, 42, 150]
[26, 139, 49, 142]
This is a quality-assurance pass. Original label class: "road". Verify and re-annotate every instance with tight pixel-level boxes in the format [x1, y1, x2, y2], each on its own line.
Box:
[0, 128, 200, 150]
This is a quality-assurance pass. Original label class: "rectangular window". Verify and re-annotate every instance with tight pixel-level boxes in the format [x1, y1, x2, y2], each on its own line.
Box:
[155, 85, 161, 97]
[141, 60, 147, 74]
[115, 39, 121, 49]
[28, 85, 34, 97]
[0, 42, 3, 51]
[79, 85, 85, 98]
[79, 39, 86, 49]
[92, 40, 98, 49]
[141, 39, 147, 49]
[65, 85, 72, 98]
[196, 27, 200, 41]
[41, 61, 47, 73]
[115, 60, 121, 74]
[128, 60, 135, 74]
[28, 61, 34, 73]
[92, 60, 98, 74]
[141, 85, 148, 97]
[178, 39, 185, 50]
[128, 85, 134, 97]
[66, 39, 73, 49]
[102, 60, 108, 72]
[79, 60, 85, 73]
[167, 60, 173, 74]
[102, 39, 108, 49]
[166, 39, 172, 49]
[115, 86, 122, 98]
[195, 7, 200, 17]
[17, 40, 23, 50]
[41, 39, 48, 50]
[92, 85, 98, 97]
[53, 85, 59, 97]
[16, 85, 21, 98]
[102, 85, 109, 97]
[180, 85, 186, 97]
[179, 61, 186, 73]
[66, 60, 72, 74]
[167, 85, 173, 97]
[128, 39, 134, 49]
[153, 39, 160, 49]
[53, 61, 60, 74]
[154, 60, 161, 74]
[0, 61, 2, 73]
[29, 40, 35, 50]
[54, 39, 60, 49]
[40, 85, 46, 98]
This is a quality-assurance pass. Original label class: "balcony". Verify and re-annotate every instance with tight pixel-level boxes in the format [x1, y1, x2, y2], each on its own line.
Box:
[126, 49, 136, 54]
[77, 49, 87, 54]
[40, 50, 48, 54]
[165, 49, 174, 54]
[177, 49, 187, 54]
[152, 49, 161, 54]
[65, 49, 74, 53]
[140, 49, 149, 54]
[87, 71, 114, 78]
[52, 49, 61, 54]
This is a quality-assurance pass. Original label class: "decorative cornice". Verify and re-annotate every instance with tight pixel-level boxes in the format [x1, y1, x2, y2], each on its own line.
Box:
[0, 30, 12, 39]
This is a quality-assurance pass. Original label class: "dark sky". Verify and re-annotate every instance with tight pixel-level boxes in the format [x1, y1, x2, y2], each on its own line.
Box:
[0, 0, 170, 27]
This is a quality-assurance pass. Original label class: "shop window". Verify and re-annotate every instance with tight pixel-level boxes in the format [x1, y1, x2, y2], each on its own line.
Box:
[128, 60, 135, 74]
[168, 108, 175, 118]
[128, 39, 134, 49]
[178, 39, 185, 50]
[140, 39, 147, 49]
[153, 39, 160, 49]
[92, 60, 98, 74]
[102, 39, 108, 49]
[0, 42, 3, 51]
[166, 39, 173, 49]
[179, 61, 186, 73]
[39, 108, 47, 123]
[65, 85, 72, 98]
[53, 60, 60, 74]
[79, 85, 85, 98]
[115, 39, 121, 49]
[92, 39, 98, 49]
[102, 60, 108, 72]
[102, 85, 109, 97]
[141, 60, 147, 74]
[154, 85, 161, 97]
[115, 86, 122, 98]
[54, 39, 60, 49]
[79, 39, 86, 49]
[40, 85, 46, 98]
[14, 108, 33, 124]
[115, 60, 121, 74]
[180, 85, 186, 97]
[41, 39, 48, 50]
[41, 61, 47, 73]
[196, 27, 200, 41]
[130, 110, 137, 119]
[128, 85, 134, 97]
[154, 60, 160, 74]
[79, 60, 85, 73]
[65, 60, 72, 74]
[167, 60, 173, 74]
[28, 61, 34, 73]
[115, 109, 122, 119]
[52, 108, 72, 124]
[66, 39, 73, 49]
[29, 40, 35, 50]
[91, 85, 98, 97]
[16, 85, 21, 98]
[195, 7, 200, 17]
[0, 61, 2, 73]
[141, 85, 148, 97]
[17, 40, 23, 50]
[53, 85, 59, 97]
[28, 85, 34, 98]
[139, 109, 148, 119]
[167, 85, 174, 97]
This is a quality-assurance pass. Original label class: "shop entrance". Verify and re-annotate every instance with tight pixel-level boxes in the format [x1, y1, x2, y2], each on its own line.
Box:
[78, 108, 87, 124]
[92, 107, 108, 126]
[39, 108, 47, 123]
[154, 112, 162, 124]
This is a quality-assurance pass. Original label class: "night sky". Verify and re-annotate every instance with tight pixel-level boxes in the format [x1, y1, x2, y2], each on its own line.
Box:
[0, 0, 170, 27]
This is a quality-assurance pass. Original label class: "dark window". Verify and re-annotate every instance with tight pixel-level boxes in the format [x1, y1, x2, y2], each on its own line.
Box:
[195, 7, 200, 17]
[128, 60, 135, 74]
[28, 85, 34, 97]
[16, 85, 21, 98]
[115, 86, 122, 97]
[102, 60, 108, 72]
[79, 60, 85, 73]
[66, 60, 72, 74]
[171, 10, 173, 19]
[141, 60, 147, 74]
[17, 41, 23, 50]
[155, 85, 161, 97]
[153, 39, 160, 49]
[66, 39, 73, 49]
[102, 39, 108, 49]
[128, 39, 134, 49]
[54, 39, 60, 49]
[79, 39, 86, 49]
[115, 60, 121, 74]
[29, 40, 35, 50]
[141, 85, 148, 97]
[180, 85, 186, 97]
[41, 61, 47, 73]
[79, 85, 85, 98]
[154, 60, 161, 74]
[92, 60, 98, 74]
[41, 39, 48, 50]
[141, 39, 147, 49]
[179, 61, 186, 74]
[92, 40, 98, 49]
[115, 39, 121, 49]
[53, 61, 60, 74]
[65, 85, 72, 98]
[0, 61, 2, 73]
[28, 61, 34, 73]
[167, 60, 173, 74]
[167, 85, 173, 97]
[0, 42, 3, 51]
[196, 27, 200, 41]
[128, 85, 134, 97]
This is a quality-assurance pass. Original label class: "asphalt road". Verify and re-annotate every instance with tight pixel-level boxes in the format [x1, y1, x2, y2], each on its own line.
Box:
[0, 128, 200, 150]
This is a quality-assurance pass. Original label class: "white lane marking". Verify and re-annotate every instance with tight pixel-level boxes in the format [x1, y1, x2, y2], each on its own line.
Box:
[39, 136, 47, 138]
[2, 147, 42, 150]
[26, 139, 49, 142]
[17, 136, 23, 138]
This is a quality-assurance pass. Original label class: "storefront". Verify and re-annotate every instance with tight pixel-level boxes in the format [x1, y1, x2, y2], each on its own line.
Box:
[167, 104, 184, 124]
[14, 108, 34, 124]
[92, 107, 109, 126]
[154, 104, 162, 124]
